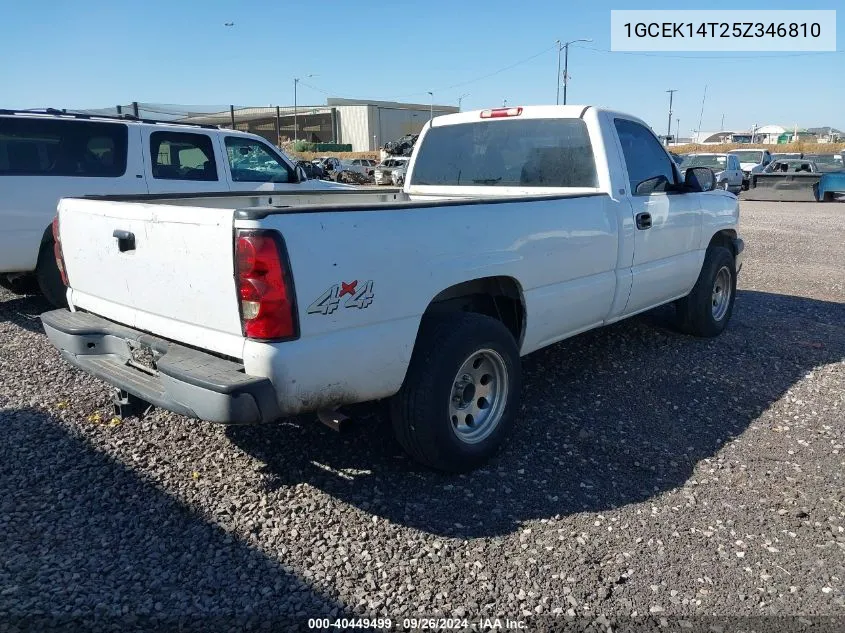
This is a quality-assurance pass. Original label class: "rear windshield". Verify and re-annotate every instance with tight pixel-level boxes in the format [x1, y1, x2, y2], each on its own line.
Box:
[0, 117, 128, 177]
[410, 118, 598, 188]
[681, 155, 727, 169]
[729, 150, 764, 163]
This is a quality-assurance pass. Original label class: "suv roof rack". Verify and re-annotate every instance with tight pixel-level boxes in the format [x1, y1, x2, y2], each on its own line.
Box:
[0, 108, 221, 130]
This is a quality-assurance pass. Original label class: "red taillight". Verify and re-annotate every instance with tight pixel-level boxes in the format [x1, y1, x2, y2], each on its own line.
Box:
[480, 107, 523, 119]
[235, 230, 297, 340]
[52, 215, 69, 286]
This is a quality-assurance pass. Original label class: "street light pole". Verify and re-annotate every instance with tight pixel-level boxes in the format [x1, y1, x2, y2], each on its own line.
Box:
[427, 91, 433, 123]
[559, 38, 592, 105]
[666, 89, 677, 146]
[458, 93, 469, 111]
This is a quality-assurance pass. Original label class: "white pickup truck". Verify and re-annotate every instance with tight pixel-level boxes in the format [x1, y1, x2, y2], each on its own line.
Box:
[41, 105, 744, 472]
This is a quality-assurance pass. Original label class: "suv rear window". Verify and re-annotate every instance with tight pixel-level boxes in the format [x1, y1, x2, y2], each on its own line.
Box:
[410, 118, 598, 187]
[0, 117, 128, 177]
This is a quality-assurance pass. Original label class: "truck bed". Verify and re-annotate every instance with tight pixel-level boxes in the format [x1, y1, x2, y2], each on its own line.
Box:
[82, 188, 609, 220]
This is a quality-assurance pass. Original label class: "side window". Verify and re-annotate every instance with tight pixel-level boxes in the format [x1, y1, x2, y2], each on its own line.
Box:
[613, 118, 676, 195]
[225, 137, 292, 183]
[150, 131, 217, 181]
[0, 118, 128, 177]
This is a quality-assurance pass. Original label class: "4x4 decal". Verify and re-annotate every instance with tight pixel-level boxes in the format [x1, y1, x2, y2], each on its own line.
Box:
[307, 280, 374, 315]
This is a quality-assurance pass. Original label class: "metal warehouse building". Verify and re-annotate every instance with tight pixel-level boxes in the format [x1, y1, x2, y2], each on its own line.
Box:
[177, 98, 459, 152]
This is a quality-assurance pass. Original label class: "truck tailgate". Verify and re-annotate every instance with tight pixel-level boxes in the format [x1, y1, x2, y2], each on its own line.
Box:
[58, 198, 245, 358]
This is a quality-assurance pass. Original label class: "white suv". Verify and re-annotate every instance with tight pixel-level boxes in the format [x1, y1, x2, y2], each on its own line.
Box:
[0, 110, 349, 305]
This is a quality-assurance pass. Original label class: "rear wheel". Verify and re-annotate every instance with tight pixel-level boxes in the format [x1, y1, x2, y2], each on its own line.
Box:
[35, 239, 67, 308]
[720, 180, 730, 191]
[0, 273, 39, 295]
[674, 245, 736, 338]
[390, 312, 522, 472]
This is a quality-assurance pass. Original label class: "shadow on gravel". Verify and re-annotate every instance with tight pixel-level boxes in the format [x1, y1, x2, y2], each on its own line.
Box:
[228, 289, 845, 539]
[0, 293, 53, 334]
[0, 407, 346, 627]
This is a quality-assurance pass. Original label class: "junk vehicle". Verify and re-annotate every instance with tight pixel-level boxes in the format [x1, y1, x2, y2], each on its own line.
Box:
[0, 109, 351, 306]
[41, 105, 744, 472]
[383, 134, 418, 157]
[746, 158, 842, 201]
[679, 153, 743, 193]
[373, 157, 410, 185]
[727, 148, 773, 189]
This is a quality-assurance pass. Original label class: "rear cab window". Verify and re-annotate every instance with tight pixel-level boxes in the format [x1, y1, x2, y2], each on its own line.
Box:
[150, 131, 217, 181]
[409, 118, 598, 188]
[0, 117, 128, 177]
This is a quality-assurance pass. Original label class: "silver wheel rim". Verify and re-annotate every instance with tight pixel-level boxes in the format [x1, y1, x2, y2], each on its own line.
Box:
[712, 266, 732, 321]
[449, 349, 508, 444]
[722, 181, 729, 190]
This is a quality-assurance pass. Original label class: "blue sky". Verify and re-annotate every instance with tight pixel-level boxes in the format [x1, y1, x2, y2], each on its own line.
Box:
[2, 0, 843, 135]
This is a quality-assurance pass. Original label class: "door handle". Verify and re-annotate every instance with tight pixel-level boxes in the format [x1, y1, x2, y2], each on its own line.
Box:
[113, 229, 136, 252]
[635, 212, 652, 230]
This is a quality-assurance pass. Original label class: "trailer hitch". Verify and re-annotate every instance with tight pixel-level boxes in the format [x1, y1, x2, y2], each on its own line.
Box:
[112, 388, 150, 419]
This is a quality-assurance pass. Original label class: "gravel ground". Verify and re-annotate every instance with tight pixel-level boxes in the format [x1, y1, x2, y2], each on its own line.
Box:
[1, 200, 843, 631]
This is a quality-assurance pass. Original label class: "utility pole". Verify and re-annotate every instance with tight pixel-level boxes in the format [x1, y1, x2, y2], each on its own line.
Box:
[557, 38, 592, 105]
[427, 91, 434, 123]
[666, 89, 677, 146]
[720, 112, 725, 131]
[275, 106, 281, 145]
[696, 84, 707, 144]
[293, 74, 315, 143]
[676, 118, 680, 144]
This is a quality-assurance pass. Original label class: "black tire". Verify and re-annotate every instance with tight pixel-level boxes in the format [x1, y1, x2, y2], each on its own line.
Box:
[674, 245, 736, 338]
[35, 239, 68, 308]
[390, 312, 522, 472]
[0, 273, 40, 295]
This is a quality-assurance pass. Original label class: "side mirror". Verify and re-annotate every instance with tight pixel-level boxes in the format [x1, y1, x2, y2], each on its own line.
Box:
[684, 167, 715, 192]
[295, 165, 308, 182]
[634, 175, 670, 195]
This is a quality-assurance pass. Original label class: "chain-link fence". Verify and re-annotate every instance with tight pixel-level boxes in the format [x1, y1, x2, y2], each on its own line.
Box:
[66, 102, 338, 148]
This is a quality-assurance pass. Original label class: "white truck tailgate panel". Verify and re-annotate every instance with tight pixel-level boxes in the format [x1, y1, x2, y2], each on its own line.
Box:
[59, 198, 244, 352]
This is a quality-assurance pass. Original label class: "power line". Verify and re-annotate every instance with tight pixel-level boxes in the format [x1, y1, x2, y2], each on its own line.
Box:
[386, 43, 558, 101]
[571, 43, 845, 60]
[298, 80, 330, 96]
[434, 44, 558, 93]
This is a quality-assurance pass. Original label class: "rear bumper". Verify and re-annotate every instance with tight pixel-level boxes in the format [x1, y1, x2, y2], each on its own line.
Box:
[41, 309, 281, 424]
